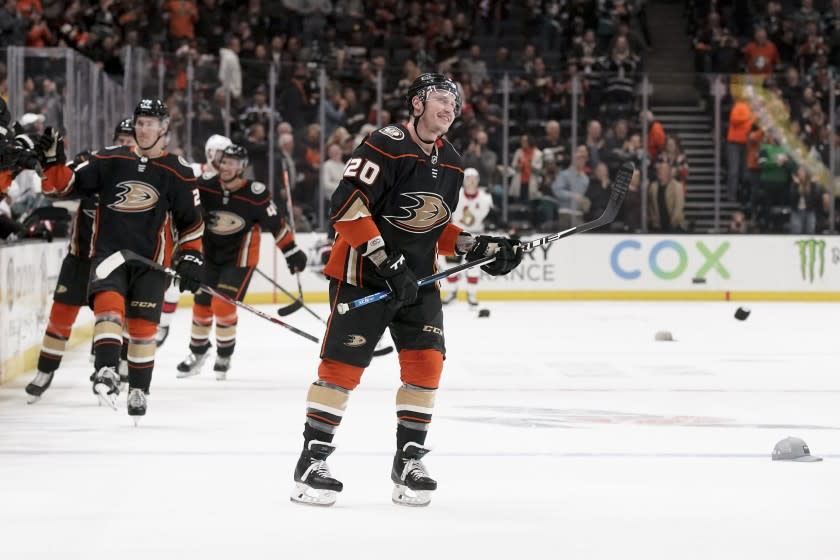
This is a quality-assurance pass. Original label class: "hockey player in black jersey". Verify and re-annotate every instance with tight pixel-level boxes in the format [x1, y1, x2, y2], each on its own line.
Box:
[156, 133, 234, 348]
[176, 144, 306, 380]
[41, 99, 205, 424]
[290, 73, 524, 507]
[25, 118, 136, 403]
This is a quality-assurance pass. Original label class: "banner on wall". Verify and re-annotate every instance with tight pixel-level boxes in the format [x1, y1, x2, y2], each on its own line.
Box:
[248, 233, 840, 300]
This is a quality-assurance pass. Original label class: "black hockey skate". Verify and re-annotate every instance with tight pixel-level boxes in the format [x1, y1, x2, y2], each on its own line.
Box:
[391, 442, 437, 507]
[176, 345, 210, 378]
[127, 388, 147, 426]
[213, 355, 231, 381]
[291, 441, 343, 507]
[90, 366, 120, 410]
[25, 371, 54, 404]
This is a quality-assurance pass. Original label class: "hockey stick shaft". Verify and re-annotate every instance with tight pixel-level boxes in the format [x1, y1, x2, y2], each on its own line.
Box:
[255, 267, 323, 323]
[96, 250, 319, 343]
[335, 163, 634, 315]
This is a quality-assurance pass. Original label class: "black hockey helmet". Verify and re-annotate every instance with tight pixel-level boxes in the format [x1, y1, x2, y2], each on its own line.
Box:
[133, 98, 169, 121]
[113, 118, 134, 141]
[220, 144, 249, 170]
[404, 73, 461, 117]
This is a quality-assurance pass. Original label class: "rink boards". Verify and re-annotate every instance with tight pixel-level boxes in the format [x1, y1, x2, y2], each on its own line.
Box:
[247, 232, 840, 303]
[2, 233, 839, 383]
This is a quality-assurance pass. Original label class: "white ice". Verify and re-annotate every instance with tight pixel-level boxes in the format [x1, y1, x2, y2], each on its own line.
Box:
[1, 301, 838, 559]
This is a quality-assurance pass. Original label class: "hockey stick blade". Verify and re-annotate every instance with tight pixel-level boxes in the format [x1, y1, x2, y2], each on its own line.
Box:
[117, 251, 320, 343]
[95, 251, 128, 280]
[373, 344, 394, 357]
[277, 299, 304, 316]
[522, 161, 633, 251]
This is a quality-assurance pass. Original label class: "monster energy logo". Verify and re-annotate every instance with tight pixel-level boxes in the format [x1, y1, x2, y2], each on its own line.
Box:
[796, 239, 826, 283]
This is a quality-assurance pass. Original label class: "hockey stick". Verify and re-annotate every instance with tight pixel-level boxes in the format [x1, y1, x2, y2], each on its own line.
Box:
[255, 267, 304, 316]
[336, 162, 635, 315]
[276, 158, 310, 316]
[95, 250, 320, 344]
[255, 267, 395, 356]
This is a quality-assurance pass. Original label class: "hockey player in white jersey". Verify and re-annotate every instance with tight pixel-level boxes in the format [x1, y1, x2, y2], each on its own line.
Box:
[441, 167, 493, 309]
[157, 134, 232, 346]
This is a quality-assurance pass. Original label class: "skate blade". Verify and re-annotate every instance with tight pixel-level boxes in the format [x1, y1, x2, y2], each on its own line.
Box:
[26, 393, 41, 405]
[392, 484, 432, 507]
[215, 372, 227, 381]
[93, 384, 118, 411]
[132, 416, 142, 427]
[290, 482, 337, 507]
[176, 369, 202, 379]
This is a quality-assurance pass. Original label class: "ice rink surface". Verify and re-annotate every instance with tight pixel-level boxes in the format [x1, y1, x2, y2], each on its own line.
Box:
[1, 300, 838, 559]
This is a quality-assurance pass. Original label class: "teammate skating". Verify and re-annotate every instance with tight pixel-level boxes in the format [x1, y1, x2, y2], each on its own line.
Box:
[41, 98, 205, 422]
[289, 73, 523, 507]
[26, 119, 136, 404]
[176, 144, 306, 380]
[158, 134, 233, 347]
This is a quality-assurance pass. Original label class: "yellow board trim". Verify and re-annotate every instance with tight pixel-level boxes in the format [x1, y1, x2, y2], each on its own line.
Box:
[0, 321, 95, 385]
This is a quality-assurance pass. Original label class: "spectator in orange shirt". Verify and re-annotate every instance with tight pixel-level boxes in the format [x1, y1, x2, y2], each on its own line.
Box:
[741, 27, 780, 75]
[642, 110, 666, 161]
[163, 0, 198, 45]
[25, 11, 52, 47]
[17, 0, 42, 18]
[727, 101, 753, 202]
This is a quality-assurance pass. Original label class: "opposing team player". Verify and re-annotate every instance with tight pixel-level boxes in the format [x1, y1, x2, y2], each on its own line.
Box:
[156, 134, 234, 347]
[25, 119, 137, 403]
[40, 98, 205, 424]
[176, 144, 306, 380]
[441, 167, 494, 309]
[289, 73, 523, 507]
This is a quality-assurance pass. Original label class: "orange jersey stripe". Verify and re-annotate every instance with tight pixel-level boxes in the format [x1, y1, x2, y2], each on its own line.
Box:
[333, 216, 380, 249]
[363, 141, 420, 160]
[436, 222, 463, 257]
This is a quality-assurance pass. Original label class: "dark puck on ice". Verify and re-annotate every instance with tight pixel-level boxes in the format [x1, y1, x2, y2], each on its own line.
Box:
[692, 277, 707, 284]
[734, 306, 751, 321]
[478, 309, 490, 318]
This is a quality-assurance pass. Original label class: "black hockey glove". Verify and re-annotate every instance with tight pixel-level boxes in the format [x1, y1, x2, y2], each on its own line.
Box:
[374, 251, 418, 310]
[35, 127, 65, 167]
[465, 235, 524, 276]
[175, 250, 205, 293]
[283, 242, 307, 274]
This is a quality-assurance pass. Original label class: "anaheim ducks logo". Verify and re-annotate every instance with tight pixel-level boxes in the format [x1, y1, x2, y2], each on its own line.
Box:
[108, 181, 160, 213]
[343, 334, 367, 347]
[208, 211, 246, 235]
[383, 192, 451, 233]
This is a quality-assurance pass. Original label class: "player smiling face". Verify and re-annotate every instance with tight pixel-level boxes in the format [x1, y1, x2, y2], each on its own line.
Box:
[218, 156, 241, 183]
[417, 90, 458, 137]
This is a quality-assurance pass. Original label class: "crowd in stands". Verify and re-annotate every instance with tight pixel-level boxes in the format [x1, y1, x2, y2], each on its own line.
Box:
[3, 0, 837, 236]
[693, 0, 840, 233]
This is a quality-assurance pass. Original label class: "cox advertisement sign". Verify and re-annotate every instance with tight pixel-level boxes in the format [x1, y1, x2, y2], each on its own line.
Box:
[610, 239, 730, 282]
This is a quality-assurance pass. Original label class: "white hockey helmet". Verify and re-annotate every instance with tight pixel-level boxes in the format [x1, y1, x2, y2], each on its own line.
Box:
[205, 134, 233, 165]
[464, 167, 479, 178]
